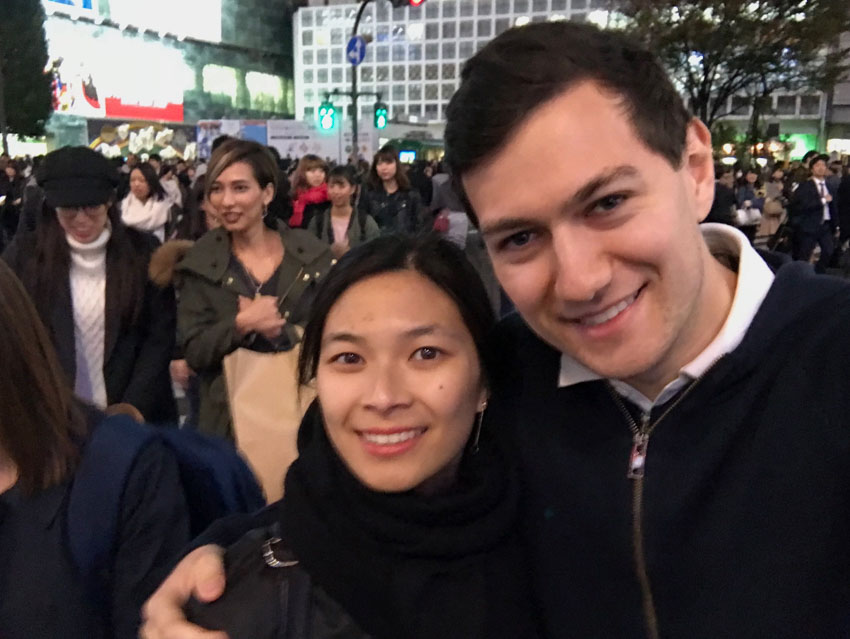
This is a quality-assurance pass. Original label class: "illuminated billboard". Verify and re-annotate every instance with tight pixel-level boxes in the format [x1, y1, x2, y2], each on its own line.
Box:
[108, 0, 221, 43]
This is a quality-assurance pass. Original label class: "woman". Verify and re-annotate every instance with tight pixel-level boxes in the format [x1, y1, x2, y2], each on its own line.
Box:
[176, 139, 334, 439]
[2, 146, 177, 424]
[761, 166, 789, 238]
[0, 258, 189, 639]
[0, 160, 25, 248]
[289, 154, 328, 229]
[735, 167, 765, 243]
[122, 161, 173, 240]
[144, 234, 541, 639]
[362, 145, 426, 234]
[307, 165, 380, 258]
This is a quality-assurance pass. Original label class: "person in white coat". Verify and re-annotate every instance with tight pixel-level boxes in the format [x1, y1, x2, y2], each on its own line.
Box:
[121, 162, 172, 241]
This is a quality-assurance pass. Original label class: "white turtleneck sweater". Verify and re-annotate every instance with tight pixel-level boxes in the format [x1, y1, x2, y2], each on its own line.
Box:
[67, 228, 110, 408]
[121, 193, 170, 241]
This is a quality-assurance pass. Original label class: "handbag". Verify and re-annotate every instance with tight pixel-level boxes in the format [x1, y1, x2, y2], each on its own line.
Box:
[223, 329, 316, 504]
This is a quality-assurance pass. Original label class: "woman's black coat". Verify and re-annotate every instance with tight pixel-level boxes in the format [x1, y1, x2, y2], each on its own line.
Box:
[2, 229, 178, 424]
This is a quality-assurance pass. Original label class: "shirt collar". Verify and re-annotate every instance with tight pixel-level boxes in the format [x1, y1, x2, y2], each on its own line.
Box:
[558, 224, 775, 405]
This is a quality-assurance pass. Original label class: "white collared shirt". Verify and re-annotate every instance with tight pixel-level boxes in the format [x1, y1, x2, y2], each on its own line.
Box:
[813, 178, 831, 222]
[557, 223, 775, 414]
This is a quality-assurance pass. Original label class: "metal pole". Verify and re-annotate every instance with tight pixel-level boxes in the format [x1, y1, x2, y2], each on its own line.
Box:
[0, 58, 8, 156]
[350, 0, 372, 163]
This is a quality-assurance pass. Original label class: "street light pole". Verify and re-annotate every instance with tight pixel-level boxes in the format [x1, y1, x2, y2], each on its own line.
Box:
[0, 58, 9, 156]
[349, 0, 372, 163]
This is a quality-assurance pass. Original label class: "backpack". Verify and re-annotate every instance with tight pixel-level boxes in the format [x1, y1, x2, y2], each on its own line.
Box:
[313, 207, 370, 244]
[67, 414, 266, 608]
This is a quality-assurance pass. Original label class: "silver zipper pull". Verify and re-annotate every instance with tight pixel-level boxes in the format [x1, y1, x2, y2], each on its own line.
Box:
[628, 413, 651, 479]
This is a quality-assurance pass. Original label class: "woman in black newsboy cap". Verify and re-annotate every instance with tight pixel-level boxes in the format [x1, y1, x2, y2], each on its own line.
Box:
[1, 146, 177, 424]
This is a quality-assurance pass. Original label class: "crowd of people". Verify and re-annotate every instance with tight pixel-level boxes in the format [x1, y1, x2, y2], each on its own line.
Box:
[2, 19, 850, 639]
[708, 152, 850, 273]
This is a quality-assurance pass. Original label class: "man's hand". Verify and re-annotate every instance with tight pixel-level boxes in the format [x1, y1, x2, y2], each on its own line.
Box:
[170, 360, 193, 391]
[139, 545, 228, 639]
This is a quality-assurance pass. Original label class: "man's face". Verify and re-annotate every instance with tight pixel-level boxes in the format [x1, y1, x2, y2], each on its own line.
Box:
[719, 172, 735, 189]
[464, 81, 721, 389]
[811, 160, 827, 179]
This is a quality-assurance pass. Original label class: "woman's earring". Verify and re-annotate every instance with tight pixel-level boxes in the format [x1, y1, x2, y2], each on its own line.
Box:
[470, 400, 488, 455]
[262, 205, 269, 219]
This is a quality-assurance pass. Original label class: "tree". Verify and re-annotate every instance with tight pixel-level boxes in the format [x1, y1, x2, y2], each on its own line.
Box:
[0, 0, 53, 155]
[619, 0, 850, 144]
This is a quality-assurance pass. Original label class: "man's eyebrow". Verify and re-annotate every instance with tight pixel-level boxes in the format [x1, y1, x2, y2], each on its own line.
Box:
[479, 165, 641, 239]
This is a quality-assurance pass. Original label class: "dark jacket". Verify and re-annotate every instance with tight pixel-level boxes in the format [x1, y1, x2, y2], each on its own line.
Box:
[490, 262, 850, 638]
[0, 409, 190, 639]
[306, 203, 380, 248]
[361, 186, 426, 234]
[838, 174, 850, 242]
[789, 178, 838, 235]
[2, 230, 178, 424]
[175, 222, 334, 439]
[704, 182, 736, 226]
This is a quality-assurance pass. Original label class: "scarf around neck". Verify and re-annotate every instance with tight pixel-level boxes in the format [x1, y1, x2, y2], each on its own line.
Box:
[290, 183, 328, 228]
[280, 403, 541, 639]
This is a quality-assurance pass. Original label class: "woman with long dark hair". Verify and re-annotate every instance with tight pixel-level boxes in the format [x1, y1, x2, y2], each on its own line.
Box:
[0, 258, 189, 639]
[362, 145, 427, 234]
[1, 146, 177, 424]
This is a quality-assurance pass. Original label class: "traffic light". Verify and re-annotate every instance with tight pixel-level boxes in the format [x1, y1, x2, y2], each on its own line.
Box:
[389, 0, 427, 7]
[374, 102, 388, 129]
[318, 101, 336, 130]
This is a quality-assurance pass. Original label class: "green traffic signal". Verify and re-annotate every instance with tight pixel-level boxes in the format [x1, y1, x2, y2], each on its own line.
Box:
[374, 102, 388, 129]
[319, 101, 336, 130]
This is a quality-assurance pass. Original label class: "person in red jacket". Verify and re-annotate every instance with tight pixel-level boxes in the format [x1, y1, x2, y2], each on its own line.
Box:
[288, 154, 328, 229]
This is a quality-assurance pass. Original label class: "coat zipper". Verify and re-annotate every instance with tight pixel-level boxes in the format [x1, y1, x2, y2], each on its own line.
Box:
[606, 356, 725, 639]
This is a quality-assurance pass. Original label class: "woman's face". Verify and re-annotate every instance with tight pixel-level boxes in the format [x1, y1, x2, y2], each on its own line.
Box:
[376, 158, 397, 182]
[56, 204, 110, 244]
[305, 167, 326, 188]
[129, 169, 151, 201]
[317, 270, 487, 494]
[208, 161, 273, 234]
[4, 166, 16, 180]
[327, 178, 355, 208]
[746, 171, 758, 184]
[772, 169, 784, 181]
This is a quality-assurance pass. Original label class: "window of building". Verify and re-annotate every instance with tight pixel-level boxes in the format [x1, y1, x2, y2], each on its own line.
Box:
[478, 0, 493, 14]
[425, 2, 439, 19]
[409, 44, 422, 61]
[304, 106, 315, 119]
[426, 64, 439, 80]
[332, 49, 342, 64]
[377, 25, 390, 42]
[303, 69, 314, 83]
[495, 18, 511, 34]
[315, 28, 330, 46]
[317, 49, 328, 65]
[426, 43, 440, 60]
[377, 65, 389, 81]
[361, 66, 374, 82]
[442, 63, 456, 79]
[460, 41, 475, 59]
[551, 0, 567, 8]
[461, 1, 475, 16]
[393, 84, 406, 101]
[409, 65, 422, 80]
[426, 22, 439, 40]
[317, 69, 328, 83]
[443, 22, 456, 38]
[426, 84, 439, 100]
[376, 45, 389, 62]
[302, 30, 313, 46]
[409, 84, 422, 100]
[477, 19, 492, 37]
[303, 50, 314, 65]
[331, 68, 342, 83]
[203, 65, 237, 96]
[408, 103, 422, 116]
[393, 65, 406, 81]
[514, 0, 530, 11]
[331, 29, 344, 45]
[800, 94, 821, 115]
[533, 0, 548, 10]
[393, 44, 407, 61]
[442, 42, 456, 58]
[425, 103, 439, 118]
[301, 11, 313, 27]
[443, 1, 457, 18]
[496, 0, 511, 13]
[442, 83, 455, 99]
[460, 21, 474, 37]
[731, 95, 751, 115]
[776, 95, 796, 115]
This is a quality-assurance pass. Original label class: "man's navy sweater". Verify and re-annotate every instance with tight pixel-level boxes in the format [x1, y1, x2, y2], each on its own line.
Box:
[491, 262, 850, 638]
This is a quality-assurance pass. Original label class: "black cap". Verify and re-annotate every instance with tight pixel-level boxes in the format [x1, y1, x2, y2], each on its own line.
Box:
[37, 146, 119, 208]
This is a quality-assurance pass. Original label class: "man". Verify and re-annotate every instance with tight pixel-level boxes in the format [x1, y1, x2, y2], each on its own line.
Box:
[789, 154, 838, 272]
[141, 23, 850, 639]
[704, 166, 736, 226]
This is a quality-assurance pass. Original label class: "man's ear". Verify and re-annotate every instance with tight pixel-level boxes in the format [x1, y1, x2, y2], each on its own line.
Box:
[683, 118, 715, 223]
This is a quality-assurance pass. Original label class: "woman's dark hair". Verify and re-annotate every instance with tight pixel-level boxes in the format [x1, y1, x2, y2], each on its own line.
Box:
[290, 154, 328, 193]
[327, 165, 358, 187]
[445, 21, 692, 225]
[177, 174, 211, 240]
[298, 234, 496, 388]
[0, 260, 87, 495]
[206, 138, 279, 202]
[21, 201, 149, 331]
[132, 162, 167, 201]
[368, 145, 411, 191]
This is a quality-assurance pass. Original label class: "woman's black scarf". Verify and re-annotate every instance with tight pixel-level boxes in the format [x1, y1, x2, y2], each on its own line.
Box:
[280, 403, 540, 639]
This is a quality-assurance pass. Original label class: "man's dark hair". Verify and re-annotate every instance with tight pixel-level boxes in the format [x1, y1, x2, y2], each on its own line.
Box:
[445, 22, 692, 225]
[811, 154, 830, 169]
